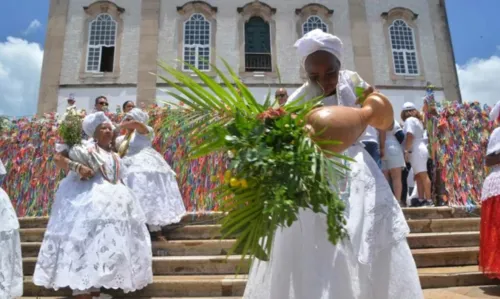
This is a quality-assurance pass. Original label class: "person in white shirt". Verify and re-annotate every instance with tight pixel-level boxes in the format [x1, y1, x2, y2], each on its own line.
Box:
[382, 119, 406, 203]
[401, 102, 433, 207]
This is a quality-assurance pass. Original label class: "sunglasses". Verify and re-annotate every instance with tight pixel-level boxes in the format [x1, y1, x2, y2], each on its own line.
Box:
[98, 102, 109, 106]
[276, 94, 287, 98]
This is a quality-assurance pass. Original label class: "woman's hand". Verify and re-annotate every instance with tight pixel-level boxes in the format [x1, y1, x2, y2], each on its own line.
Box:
[355, 86, 375, 106]
[78, 165, 94, 179]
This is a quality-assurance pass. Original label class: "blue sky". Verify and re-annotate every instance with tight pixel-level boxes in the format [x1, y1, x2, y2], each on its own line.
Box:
[0, 0, 499, 116]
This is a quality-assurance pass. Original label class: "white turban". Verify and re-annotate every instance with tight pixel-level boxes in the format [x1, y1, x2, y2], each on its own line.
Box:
[294, 29, 343, 65]
[126, 108, 149, 124]
[490, 101, 500, 122]
[82, 112, 112, 137]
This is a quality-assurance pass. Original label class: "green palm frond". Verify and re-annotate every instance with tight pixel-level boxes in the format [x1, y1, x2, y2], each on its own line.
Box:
[158, 58, 349, 264]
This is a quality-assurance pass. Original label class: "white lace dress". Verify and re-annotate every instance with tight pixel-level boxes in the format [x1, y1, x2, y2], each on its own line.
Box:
[244, 72, 423, 299]
[0, 161, 23, 298]
[33, 144, 153, 293]
[116, 128, 186, 227]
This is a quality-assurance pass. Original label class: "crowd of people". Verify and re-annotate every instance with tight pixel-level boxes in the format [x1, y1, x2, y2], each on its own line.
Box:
[0, 28, 498, 299]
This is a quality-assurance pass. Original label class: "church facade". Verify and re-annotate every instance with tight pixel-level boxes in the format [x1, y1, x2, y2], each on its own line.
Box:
[37, 0, 460, 118]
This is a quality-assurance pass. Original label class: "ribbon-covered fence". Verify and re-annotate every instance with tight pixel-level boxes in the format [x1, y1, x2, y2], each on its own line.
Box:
[0, 99, 496, 216]
[425, 96, 492, 207]
[0, 107, 228, 217]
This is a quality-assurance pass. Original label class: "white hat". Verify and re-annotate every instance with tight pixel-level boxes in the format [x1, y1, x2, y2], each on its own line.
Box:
[126, 108, 149, 124]
[489, 101, 500, 122]
[82, 112, 112, 137]
[402, 102, 417, 111]
[294, 29, 343, 65]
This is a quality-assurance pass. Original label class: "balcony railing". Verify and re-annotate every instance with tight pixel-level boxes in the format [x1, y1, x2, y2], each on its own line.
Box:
[245, 53, 272, 72]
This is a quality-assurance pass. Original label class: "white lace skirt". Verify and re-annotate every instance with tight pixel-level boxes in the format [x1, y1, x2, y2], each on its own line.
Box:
[0, 188, 23, 298]
[243, 145, 423, 299]
[122, 148, 186, 226]
[33, 173, 153, 293]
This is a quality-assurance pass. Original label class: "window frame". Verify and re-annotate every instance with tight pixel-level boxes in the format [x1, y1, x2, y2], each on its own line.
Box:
[381, 7, 425, 81]
[176, 1, 217, 77]
[182, 13, 212, 72]
[302, 15, 329, 35]
[85, 13, 118, 73]
[80, 1, 124, 83]
[389, 19, 419, 76]
[237, 1, 278, 79]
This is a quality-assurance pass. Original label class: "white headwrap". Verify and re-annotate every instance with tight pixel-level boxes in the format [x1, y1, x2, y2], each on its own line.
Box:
[126, 108, 149, 124]
[294, 29, 343, 66]
[490, 101, 500, 122]
[82, 112, 112, 137]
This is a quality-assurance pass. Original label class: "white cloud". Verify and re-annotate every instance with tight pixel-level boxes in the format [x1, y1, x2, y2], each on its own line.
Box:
[457, 55, 500, 107]
[0, 37, 43, 117]
[23, 19, 42, 36]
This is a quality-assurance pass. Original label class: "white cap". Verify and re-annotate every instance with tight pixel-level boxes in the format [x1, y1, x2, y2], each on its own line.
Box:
[294, 29, 343, 66]
[402, 102, 417, 111]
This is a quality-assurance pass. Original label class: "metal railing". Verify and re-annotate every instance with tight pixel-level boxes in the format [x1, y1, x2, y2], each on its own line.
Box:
[245, 53, 272, 72]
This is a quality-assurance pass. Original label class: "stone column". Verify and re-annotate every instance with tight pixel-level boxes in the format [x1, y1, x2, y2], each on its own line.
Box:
[348, 0, 374, 85]
[136, 0, 161, 107]
[37, 0, 69, 114]
[428, 0, 462, 102]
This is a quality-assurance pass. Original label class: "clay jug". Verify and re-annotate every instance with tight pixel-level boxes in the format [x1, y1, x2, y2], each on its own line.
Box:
[305, 92, 394, 153]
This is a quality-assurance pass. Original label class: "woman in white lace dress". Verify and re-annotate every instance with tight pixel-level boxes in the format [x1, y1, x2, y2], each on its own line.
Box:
[243, 29, 423, 299]
[116, 108, 186, 240]
[0, 159, 23, 298]
[33, 112, 153, 299]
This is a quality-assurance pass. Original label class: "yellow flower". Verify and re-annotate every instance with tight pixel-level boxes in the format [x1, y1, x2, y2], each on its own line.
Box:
[224, 170, 232, 182]
[230, 177, 240, 187]
[240, 179, 248, 189]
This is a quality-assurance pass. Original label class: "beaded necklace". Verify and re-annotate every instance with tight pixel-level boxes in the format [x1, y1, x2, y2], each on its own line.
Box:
[95, 144, 120, 184]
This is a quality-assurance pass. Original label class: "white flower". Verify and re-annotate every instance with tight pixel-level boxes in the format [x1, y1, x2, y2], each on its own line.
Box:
[227, 150, 235, 159]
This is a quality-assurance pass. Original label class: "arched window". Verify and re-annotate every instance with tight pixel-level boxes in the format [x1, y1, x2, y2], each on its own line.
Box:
[183, 13, 211, 71]
[244, 16, 271, 72]
[389, 19, 418, 75]
[302, 15, 328, 35]
[86, 14, 117, 73]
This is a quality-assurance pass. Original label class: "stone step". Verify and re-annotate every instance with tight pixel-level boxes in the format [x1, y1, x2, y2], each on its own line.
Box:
[407, 232, 479, 249]
[23, 275, 247, 297]
[407, 218, 480, 233]
[22, 246, 480, 275]
[23, 255, 250, 276]
[419, 266, 499, 289]
[22, 239, 235, 258]
[403, 207, 480, 220]
[18, 212, 224, 229]
[21, 232, 481, 258]
[17, 207, 481, 230]
[19, 218, 481, 244]
[413, 247, 479, 268]
[21, 267, 500, 297]
[423, 285, 500, 299]
[19, 225, 223, 243]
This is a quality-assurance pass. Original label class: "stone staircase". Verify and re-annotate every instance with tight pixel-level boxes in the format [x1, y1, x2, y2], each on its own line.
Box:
[17, 207, 500, 298]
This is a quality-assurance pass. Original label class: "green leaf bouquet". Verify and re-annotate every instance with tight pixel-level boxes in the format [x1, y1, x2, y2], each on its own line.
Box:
[159, 60, 351, 263]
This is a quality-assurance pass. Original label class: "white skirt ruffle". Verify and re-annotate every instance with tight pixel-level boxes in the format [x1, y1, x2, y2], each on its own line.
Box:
[0, 188, 23, 298]
[243, 144, 423, 299]
[33, 172, 153, 293]
[122, 147, 186, 226]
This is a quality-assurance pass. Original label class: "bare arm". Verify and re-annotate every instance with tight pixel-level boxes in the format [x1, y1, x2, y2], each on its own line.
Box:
[53, 152, 94, 178]
[378, 129, 386, 158]
[486, 153, 500, 167]
[404, 133, 414, 152]
[54, 152, 70, 172]
[119, 120, 149, 135]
